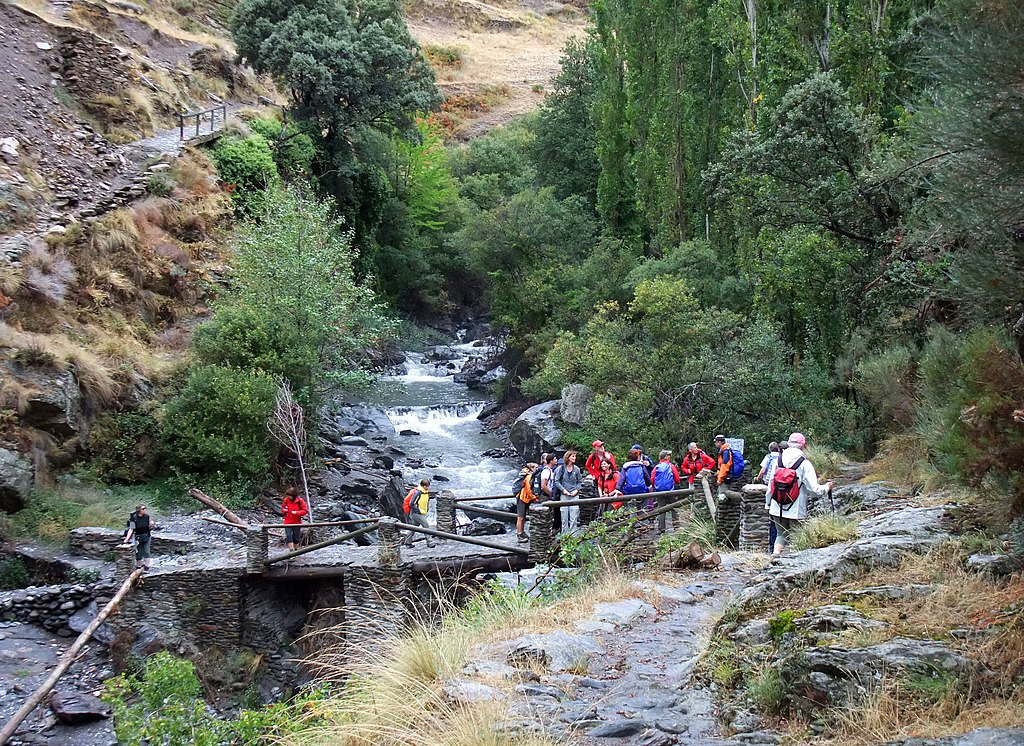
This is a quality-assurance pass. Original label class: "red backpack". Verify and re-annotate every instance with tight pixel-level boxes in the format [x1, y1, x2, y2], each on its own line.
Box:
[769, 456, 805, 507]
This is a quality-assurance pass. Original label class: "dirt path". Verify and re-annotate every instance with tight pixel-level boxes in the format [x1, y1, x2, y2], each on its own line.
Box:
[569, 564, 753, 745]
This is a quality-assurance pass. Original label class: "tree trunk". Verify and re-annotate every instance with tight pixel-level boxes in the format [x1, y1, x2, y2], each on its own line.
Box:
[188, 488, 248, 528]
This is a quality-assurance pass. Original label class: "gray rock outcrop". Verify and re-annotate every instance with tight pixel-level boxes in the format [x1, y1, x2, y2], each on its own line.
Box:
[885, 728, 1024, 745]
[784, 637, 975, 714]
[559, 383, 593, 426]
[509, 400, 563, 462]
[0, 447, 33, 512]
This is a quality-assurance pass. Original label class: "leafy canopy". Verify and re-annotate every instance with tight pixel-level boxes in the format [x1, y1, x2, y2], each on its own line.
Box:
[231, 0, 439, 139]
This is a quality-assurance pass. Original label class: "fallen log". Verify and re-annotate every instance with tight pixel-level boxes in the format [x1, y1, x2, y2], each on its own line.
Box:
[189, 488, 248, 528]
[0, 568, 144, 745]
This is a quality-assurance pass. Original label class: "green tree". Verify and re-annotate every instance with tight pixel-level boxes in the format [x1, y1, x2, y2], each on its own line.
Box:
[232, 0, 438, 139]
[530, 36, 601, 211]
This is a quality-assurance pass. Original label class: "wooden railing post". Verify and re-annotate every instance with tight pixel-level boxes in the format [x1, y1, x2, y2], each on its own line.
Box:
[377, 517, 402, 568]
[246, 526, 269, 573]
[436, 490, 456, 535]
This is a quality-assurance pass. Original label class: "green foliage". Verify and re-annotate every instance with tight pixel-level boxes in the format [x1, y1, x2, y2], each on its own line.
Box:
[145, 172, 174, 198]
[9, 483, 142, 544]
[159, 364, 277, 501]
[87, 412, 159, 484]
[459, 579, 540, 629]
[192, 305, 320, 405]
[791, 515, 859, 550]
[768, 609, 798, 640]
[225, 189, 394, 394]
[654, 512, 719, 556]
[246, 117, 318, 180]
[391, 118, 458, 232]
[914, 327, 1024, 514]
[903, 670, 957, 704]
[529, 35, 600, 210]
[103, 651, 319, 746]
[745, 666, 788, 713]
[209, 134, 280, 217]
[162, 189, 392, 501]
[526, 282, 859, 455]
[0, 556, 28, 590]
[232, 0, 438, 139]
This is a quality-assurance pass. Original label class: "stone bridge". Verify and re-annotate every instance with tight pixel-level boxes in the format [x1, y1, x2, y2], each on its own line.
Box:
[99, 480, 776, 661]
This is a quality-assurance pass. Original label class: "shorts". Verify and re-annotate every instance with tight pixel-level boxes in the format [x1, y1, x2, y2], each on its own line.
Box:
[772, 516, 801, 546]
[285, 525, 302, 544]
[516, 497, 531, 520]
[135, 533, 152, 560]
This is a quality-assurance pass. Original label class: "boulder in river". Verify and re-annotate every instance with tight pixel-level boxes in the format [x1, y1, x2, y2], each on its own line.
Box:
[321, 405, 395, 441]
[49, 690, 111, 723]
[559, 383, 593, 426]
[509, 400, 563, 463]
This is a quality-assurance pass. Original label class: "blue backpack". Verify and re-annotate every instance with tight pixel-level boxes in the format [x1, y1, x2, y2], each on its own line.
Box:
[621, 463, 648, 495]
[728, 448, 745, 480]
[652, 462, 676, 491]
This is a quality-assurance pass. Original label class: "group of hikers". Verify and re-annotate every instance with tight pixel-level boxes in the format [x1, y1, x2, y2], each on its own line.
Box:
[508, 432, 833, 559]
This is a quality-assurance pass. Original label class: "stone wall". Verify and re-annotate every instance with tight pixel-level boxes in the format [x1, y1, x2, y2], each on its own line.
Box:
[114, 559, 245, 651]
[69, 526, 197, 559]
[0, 581, 112, 634]
[342, 566, 413, 657]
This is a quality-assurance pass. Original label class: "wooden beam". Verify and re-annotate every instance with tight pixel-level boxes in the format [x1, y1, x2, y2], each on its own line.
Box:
[264, 523, 379, 565]
[259, 517, 381, 529]
[0, 569, 143, 746]
[457, 504, 517, 520]
[397, 522, 530, 556]
[188, 488, 247, 528]
[542, 487, 695, 508]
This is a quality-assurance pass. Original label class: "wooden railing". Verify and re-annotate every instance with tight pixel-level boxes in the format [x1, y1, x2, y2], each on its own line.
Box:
[241, 474, 733, 574]
[178, 104, 228, 140]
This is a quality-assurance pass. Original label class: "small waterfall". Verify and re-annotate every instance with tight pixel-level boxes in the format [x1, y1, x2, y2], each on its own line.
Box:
[385, 402, 487, 435]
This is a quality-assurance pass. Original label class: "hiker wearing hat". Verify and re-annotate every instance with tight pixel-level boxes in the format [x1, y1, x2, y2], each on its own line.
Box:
[767, 432, 833, 560]
[585, 440, 617, 480]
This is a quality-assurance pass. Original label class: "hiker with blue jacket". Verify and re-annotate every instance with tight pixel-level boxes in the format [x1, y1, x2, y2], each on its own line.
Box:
[766, 432, 833, 561]
[714, 434, 745, 501]
[616, 448, 652, 510]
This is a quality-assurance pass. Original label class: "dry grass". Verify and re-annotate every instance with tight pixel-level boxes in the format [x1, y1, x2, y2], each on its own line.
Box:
[791, 515, 859, 550]
[823, 682, 1024, 745]
[864, 434, 942, 493]
[291, 569, 655, 746]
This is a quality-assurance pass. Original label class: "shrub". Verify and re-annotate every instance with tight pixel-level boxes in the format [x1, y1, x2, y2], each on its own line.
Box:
[0, 556, 29, 590]
[87, 412, 160, 483]
[103, 651, 321, 745]
[191, 305, 319, 404]
[145, 172, 174, 198]
[160, 364, 277, 502]
[792, 515, 859, 550]
[208, 134, 279, 217]
[916, 327, 1024, 516]
[245, 117, 317, 179]
[423, 44, 463, 69]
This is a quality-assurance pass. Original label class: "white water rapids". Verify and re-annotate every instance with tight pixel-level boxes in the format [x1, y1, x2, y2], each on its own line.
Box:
[369, 340, 518, 499]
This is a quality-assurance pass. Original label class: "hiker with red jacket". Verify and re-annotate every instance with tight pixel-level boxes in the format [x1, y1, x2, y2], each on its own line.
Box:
[679, 442, 715, 486]
[596, 458, 622, 511]
[281, 487, 308, 551]
[766, 432, 833, 561]
[585, 440, 617, 479]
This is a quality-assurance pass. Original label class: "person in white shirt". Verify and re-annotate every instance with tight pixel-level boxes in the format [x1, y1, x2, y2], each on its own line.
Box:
[767, 432, 833, 559]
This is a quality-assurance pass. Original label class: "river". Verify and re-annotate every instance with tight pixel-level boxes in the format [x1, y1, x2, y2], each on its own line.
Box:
[369, 337, 519, 500]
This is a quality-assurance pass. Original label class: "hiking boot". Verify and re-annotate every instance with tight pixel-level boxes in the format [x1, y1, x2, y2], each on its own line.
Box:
[517, 532, 528, 543]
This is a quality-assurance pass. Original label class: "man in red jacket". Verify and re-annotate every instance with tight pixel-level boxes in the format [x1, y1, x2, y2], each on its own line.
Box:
[585, 440, 617, 479]
[281, 486, 308, 550]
